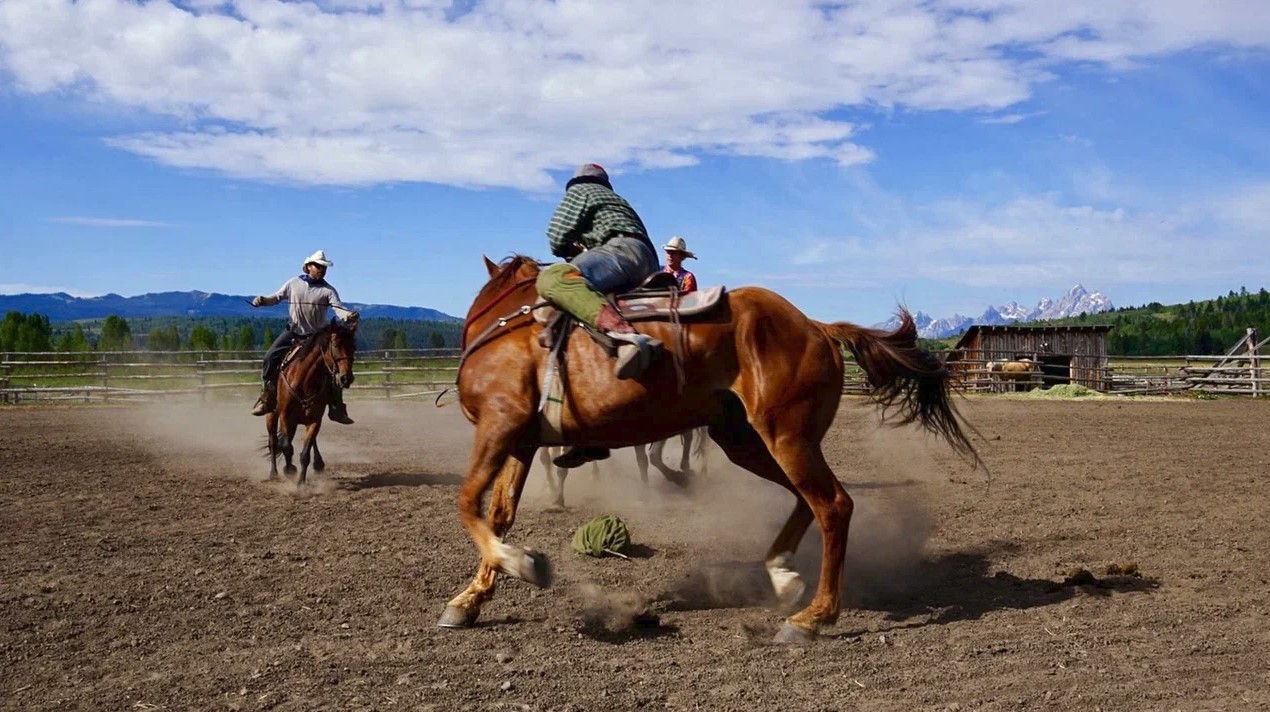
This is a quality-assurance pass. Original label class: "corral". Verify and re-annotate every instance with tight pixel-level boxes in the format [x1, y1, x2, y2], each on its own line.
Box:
[946, 325, 1113, 392]
[3, 397, 1268, 710]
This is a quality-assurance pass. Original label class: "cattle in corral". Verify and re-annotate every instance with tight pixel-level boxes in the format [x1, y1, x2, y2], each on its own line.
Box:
[986, 358, 1040, 391]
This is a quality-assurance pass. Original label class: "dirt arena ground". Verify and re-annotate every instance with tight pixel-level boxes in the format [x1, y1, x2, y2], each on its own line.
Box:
[3, 396, 1269, 711]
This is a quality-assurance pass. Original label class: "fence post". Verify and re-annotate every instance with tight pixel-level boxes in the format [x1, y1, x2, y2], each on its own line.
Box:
[199, 360, 208, 402]
[1248, 327, 1261, 398]
[1, 355, 9, 405]
[383, 350, 393, 399]
[101, 356, 110, 403]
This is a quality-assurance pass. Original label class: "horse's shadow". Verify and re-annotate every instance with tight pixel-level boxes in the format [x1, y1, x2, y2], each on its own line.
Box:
[657, 541, 1160, 631]
[336, 471, 463, 490]
[853, 545, 1161, 629]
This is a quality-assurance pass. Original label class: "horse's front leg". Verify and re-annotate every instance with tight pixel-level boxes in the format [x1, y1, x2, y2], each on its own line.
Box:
[297, 421, 321, 486]
[282, 418, 298, 476]
[679, 430, 692, 475]
[541, 447, 568, 511]
[265, 412, 280, 480]
[311, 438, 325, 473]
[439, 440, 544, 629]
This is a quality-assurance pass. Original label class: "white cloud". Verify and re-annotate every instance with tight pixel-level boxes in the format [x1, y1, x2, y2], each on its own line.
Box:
[49, 217, 176, 228]
[777, 184, 1270, 292]
[1, 0, 1268, 189]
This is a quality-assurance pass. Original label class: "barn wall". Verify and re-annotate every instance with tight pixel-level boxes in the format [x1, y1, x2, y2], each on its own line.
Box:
[950, 328, 1111, 390]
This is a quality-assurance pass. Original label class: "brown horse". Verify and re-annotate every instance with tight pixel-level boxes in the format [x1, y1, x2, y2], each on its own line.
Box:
[265, 321, 357, 484]
[440, 255, 977, 643]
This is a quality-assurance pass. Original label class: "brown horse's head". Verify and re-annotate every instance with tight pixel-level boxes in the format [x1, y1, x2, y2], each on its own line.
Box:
[463, 255, 543, 347]
[326, 320, 357, 388]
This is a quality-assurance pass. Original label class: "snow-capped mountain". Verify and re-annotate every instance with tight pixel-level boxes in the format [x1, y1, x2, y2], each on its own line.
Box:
[876, 285, 1114, 339]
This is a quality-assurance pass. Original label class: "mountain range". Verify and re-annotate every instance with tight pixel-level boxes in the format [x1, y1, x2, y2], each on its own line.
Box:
[876, 285, 1115, 339]
[0, 291, 460, 322]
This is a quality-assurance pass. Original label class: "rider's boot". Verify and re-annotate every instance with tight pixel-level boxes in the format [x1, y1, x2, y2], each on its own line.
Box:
[328, 383, 355, 425]
[596, 303, 662, 380]
[251, 381, 276, 416]
[553, 446, 611, 470]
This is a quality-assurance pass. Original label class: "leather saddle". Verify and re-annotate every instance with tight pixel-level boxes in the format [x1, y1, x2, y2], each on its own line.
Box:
[533, 273, 726, 327]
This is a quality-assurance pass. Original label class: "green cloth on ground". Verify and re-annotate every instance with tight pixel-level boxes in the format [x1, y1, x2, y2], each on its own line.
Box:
[536, 262, 606, 328]
[571, 514, 632, 557]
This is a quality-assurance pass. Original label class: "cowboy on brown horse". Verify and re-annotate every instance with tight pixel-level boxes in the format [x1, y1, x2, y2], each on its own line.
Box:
[536, 163, 667, 468]
[249, 249, 358, 424]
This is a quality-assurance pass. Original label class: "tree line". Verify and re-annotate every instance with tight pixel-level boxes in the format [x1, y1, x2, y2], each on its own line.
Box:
[1, 312, 461, 353]
[1028, 286, 1270, 356]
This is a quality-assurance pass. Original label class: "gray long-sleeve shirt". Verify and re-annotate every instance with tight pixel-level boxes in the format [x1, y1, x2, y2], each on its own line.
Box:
[258, 275, 348, 336]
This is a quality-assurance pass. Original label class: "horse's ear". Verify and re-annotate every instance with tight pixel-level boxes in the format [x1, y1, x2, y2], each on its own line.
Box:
[483, 255, 499, 277]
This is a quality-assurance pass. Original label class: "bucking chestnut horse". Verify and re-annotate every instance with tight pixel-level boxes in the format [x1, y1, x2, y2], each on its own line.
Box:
[441, 255, 978, 643]
[265, 320, 357, 485]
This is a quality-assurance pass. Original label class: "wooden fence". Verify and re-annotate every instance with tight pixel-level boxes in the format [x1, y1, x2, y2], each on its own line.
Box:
[0, 348, 461, 404]
[3, 335, 1266, 403]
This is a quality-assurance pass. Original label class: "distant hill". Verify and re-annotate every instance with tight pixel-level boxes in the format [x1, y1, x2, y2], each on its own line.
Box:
[875, 284, 1115, 338]
[0, 290, 460, 322]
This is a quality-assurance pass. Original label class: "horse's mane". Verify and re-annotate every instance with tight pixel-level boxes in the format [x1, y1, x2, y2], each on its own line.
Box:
[291, 322, 351, 362]
[473, 254, 543, 305]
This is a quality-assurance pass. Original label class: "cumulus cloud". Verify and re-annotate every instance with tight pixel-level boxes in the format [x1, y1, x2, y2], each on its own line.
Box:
[776, 187, 1266, 292]
[1, 0, 1267, 189]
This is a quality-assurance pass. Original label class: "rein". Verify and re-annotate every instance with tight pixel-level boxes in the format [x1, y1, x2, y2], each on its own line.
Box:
[461, 277, 539, 348]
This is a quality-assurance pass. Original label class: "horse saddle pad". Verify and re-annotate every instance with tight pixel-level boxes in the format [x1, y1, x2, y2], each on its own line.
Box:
[533, 285, 726, 325]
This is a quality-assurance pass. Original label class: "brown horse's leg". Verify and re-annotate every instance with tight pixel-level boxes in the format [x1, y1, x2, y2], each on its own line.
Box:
[679, 430, 692, 474]
[736, 390, 851, 643]
[297, 421, 321, 486]
[282, 418, 298, 476]
[707, 414, 813, 612]
[311, 439, 325, 473]
[440, 441, 546, 628]
[265, 412, 280, 479]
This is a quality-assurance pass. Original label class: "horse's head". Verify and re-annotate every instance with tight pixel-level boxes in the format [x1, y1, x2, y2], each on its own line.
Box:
[463, 255, 543, 346]
[327, 319, 357, 388]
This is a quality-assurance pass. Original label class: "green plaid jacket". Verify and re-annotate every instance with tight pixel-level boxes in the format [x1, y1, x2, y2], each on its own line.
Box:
[546, 182, 651, 259]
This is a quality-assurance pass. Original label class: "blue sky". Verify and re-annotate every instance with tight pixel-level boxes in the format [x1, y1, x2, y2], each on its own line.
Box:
[2, 1, 1269, 324]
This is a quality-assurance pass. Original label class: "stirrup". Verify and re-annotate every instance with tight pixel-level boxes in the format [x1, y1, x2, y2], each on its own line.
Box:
[609, 333, 663, 380]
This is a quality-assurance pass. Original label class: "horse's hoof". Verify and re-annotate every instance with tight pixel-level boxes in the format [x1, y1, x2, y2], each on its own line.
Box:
[660, 469, 690, 488]
[284, 465, 297, 475]
[519, 550, 553, 589]
[773, 622, 817, 645]
[437, 605, 479, 629]
[312, 462, 325, 473]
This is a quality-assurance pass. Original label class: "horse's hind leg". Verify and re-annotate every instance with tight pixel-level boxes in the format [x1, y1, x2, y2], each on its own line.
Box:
[707, 406, 814, 614]
[678, 430, 692, 475]
[540, 447, 568, 510]
[732, 394, 852, 644]
[633, 443, 650, 485]
[440, 442, 541, 628]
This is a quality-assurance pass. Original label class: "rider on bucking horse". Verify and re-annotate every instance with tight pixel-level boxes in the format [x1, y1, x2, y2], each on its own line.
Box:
[536, 164, 665, 469]
[249, 249, 359, 424]
[536, 163, 664, 379]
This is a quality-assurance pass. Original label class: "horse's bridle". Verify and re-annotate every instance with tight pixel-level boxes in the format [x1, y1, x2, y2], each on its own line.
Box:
[453, 275, 546, 382]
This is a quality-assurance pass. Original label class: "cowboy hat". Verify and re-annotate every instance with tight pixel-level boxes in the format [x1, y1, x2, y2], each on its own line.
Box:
[661, 236, 696, 259]
[302, 249, 334, 268]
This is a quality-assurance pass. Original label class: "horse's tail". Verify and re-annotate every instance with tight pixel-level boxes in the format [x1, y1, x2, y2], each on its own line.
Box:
[814, 311, 981, 467]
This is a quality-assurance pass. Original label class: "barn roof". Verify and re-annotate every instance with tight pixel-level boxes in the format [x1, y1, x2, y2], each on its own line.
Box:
[951, 324, 1114, 351]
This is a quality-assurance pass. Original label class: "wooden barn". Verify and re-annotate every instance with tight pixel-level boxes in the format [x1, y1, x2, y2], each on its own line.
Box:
[946, 325, 1114, 391]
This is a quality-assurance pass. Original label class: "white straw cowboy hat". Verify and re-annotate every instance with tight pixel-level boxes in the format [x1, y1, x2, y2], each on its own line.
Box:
[302, 249, 334, 268]
[662, 236, 696, 259]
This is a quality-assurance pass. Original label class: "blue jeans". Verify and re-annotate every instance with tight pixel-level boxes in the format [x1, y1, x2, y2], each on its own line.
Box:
[572, 236, 659, 293]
